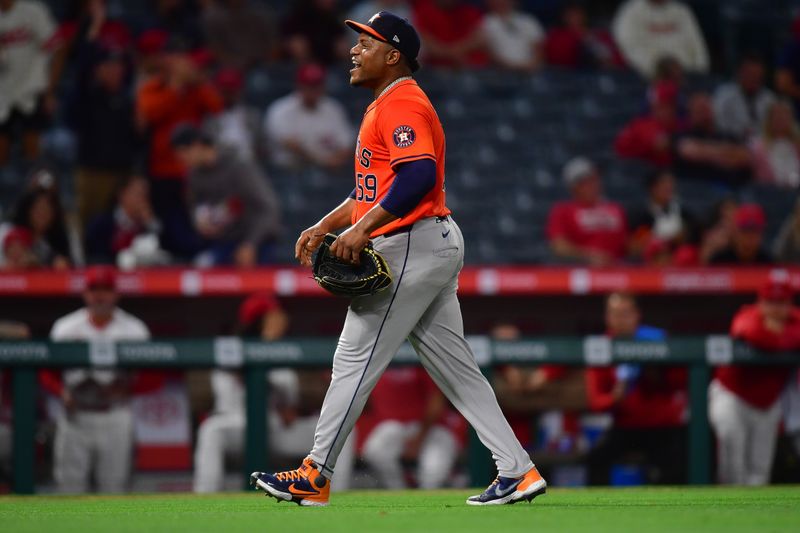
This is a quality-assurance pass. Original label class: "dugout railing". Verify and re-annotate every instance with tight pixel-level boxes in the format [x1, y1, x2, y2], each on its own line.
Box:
[2, 336, 798, 494]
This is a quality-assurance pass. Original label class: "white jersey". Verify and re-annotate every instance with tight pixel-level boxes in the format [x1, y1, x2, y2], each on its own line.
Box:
[264, 92, 354, 168]
[0, 0, 56, 121]
[50, 307, 150, 388]
[483, 12, 544, 68]
[211, 368, 300, 415]
[612, 0, 708, 78]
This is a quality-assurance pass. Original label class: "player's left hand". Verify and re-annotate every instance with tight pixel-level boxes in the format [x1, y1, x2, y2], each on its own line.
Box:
[330, 226, 370, 264]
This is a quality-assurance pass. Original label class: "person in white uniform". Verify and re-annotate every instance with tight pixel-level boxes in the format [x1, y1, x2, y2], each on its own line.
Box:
[193, 293, 354, 493]
[49, 266, 150, 493]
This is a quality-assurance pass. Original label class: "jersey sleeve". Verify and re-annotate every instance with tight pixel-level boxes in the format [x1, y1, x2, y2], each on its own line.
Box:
[730, 307, 755, 338]
[50, 317, 70, 341]
[131, 318, 151, 340]
[585, 367, 618, 412]
[378, 99, 437, 169]
[32, 2, 57, 46]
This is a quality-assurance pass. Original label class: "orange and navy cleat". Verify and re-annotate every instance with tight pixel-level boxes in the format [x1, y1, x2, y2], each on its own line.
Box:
[250, 457, 330, 507]
[466, 465, 547, 506]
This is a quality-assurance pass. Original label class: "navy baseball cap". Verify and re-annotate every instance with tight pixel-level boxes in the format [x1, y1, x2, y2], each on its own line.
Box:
[345, 11, 421, 72]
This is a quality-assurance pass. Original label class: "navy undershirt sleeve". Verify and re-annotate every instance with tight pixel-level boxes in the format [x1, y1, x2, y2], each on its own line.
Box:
[349, 188, 357, 200]
[379, 159, 436, 218]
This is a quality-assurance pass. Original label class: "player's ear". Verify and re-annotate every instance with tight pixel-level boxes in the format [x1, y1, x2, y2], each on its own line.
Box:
[385, 47, 401, 67]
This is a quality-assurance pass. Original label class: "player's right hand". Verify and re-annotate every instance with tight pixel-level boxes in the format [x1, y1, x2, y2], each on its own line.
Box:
[295, 225, 327, 267]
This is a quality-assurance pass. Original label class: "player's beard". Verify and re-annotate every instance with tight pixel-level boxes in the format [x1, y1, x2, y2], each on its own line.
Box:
[349, 65, 375, 88]
[349, 70, 367, 87]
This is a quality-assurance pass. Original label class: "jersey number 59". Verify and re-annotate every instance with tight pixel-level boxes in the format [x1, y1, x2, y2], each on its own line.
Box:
[355, 173, 377, 202]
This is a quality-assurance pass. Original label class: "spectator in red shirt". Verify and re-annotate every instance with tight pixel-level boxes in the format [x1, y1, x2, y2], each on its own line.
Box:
[136, 41, 223, 259]
[615, 80, 680, 167]
[360, 367, 465, 489]
[544, 2, 624, 69]
[586, 292, 688, 485]
[709, 277, 800, 485]
[413, 0, 488, 68]
[546, 157, 628, 265]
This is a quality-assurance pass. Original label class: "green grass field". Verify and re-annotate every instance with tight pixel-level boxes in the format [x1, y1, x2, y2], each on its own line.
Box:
[2, 487, 799, 532]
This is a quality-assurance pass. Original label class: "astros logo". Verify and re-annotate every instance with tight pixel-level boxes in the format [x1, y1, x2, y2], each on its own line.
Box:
[393, 125, 416, 148]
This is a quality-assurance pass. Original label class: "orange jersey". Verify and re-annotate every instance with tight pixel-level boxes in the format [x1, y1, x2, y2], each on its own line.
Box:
[352, 78, 450, 237]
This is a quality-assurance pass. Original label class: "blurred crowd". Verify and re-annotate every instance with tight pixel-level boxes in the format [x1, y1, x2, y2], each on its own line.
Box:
[0, 0, 799, 269]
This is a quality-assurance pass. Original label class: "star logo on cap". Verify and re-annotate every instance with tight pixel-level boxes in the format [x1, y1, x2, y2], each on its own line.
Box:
[368, 13, 381, 24]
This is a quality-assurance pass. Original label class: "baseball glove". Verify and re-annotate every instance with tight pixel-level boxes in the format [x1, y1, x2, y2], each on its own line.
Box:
[312, 233, 393, 298]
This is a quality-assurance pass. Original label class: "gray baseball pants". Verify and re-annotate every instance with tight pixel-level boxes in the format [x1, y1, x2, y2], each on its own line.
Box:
[309, 216, 533, 480]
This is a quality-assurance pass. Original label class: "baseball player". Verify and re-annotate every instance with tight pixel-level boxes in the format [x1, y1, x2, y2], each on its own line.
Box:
[46, 266, 150, 493]
[251, 12, 546, 506]
[193, 293, 354, 493]
[360, 367, 463, 489]
[709, 278, 800, 485]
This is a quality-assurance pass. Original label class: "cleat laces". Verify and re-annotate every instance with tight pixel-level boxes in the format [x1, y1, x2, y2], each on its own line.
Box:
[274, 461, 313, 482]
[275, 469, 303, 482]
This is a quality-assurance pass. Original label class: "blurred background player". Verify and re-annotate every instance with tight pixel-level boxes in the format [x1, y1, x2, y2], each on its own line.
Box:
[586, 292, 688, 485]
[43, 266, 151, 493]
[0, 319, 29, 489]
[193, 292, 353, 493]
[709, 277, 800, 485]
[361, 366, 463, 489]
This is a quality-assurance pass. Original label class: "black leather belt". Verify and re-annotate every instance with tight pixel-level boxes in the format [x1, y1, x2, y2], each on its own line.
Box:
[382, 215, 449, 238]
